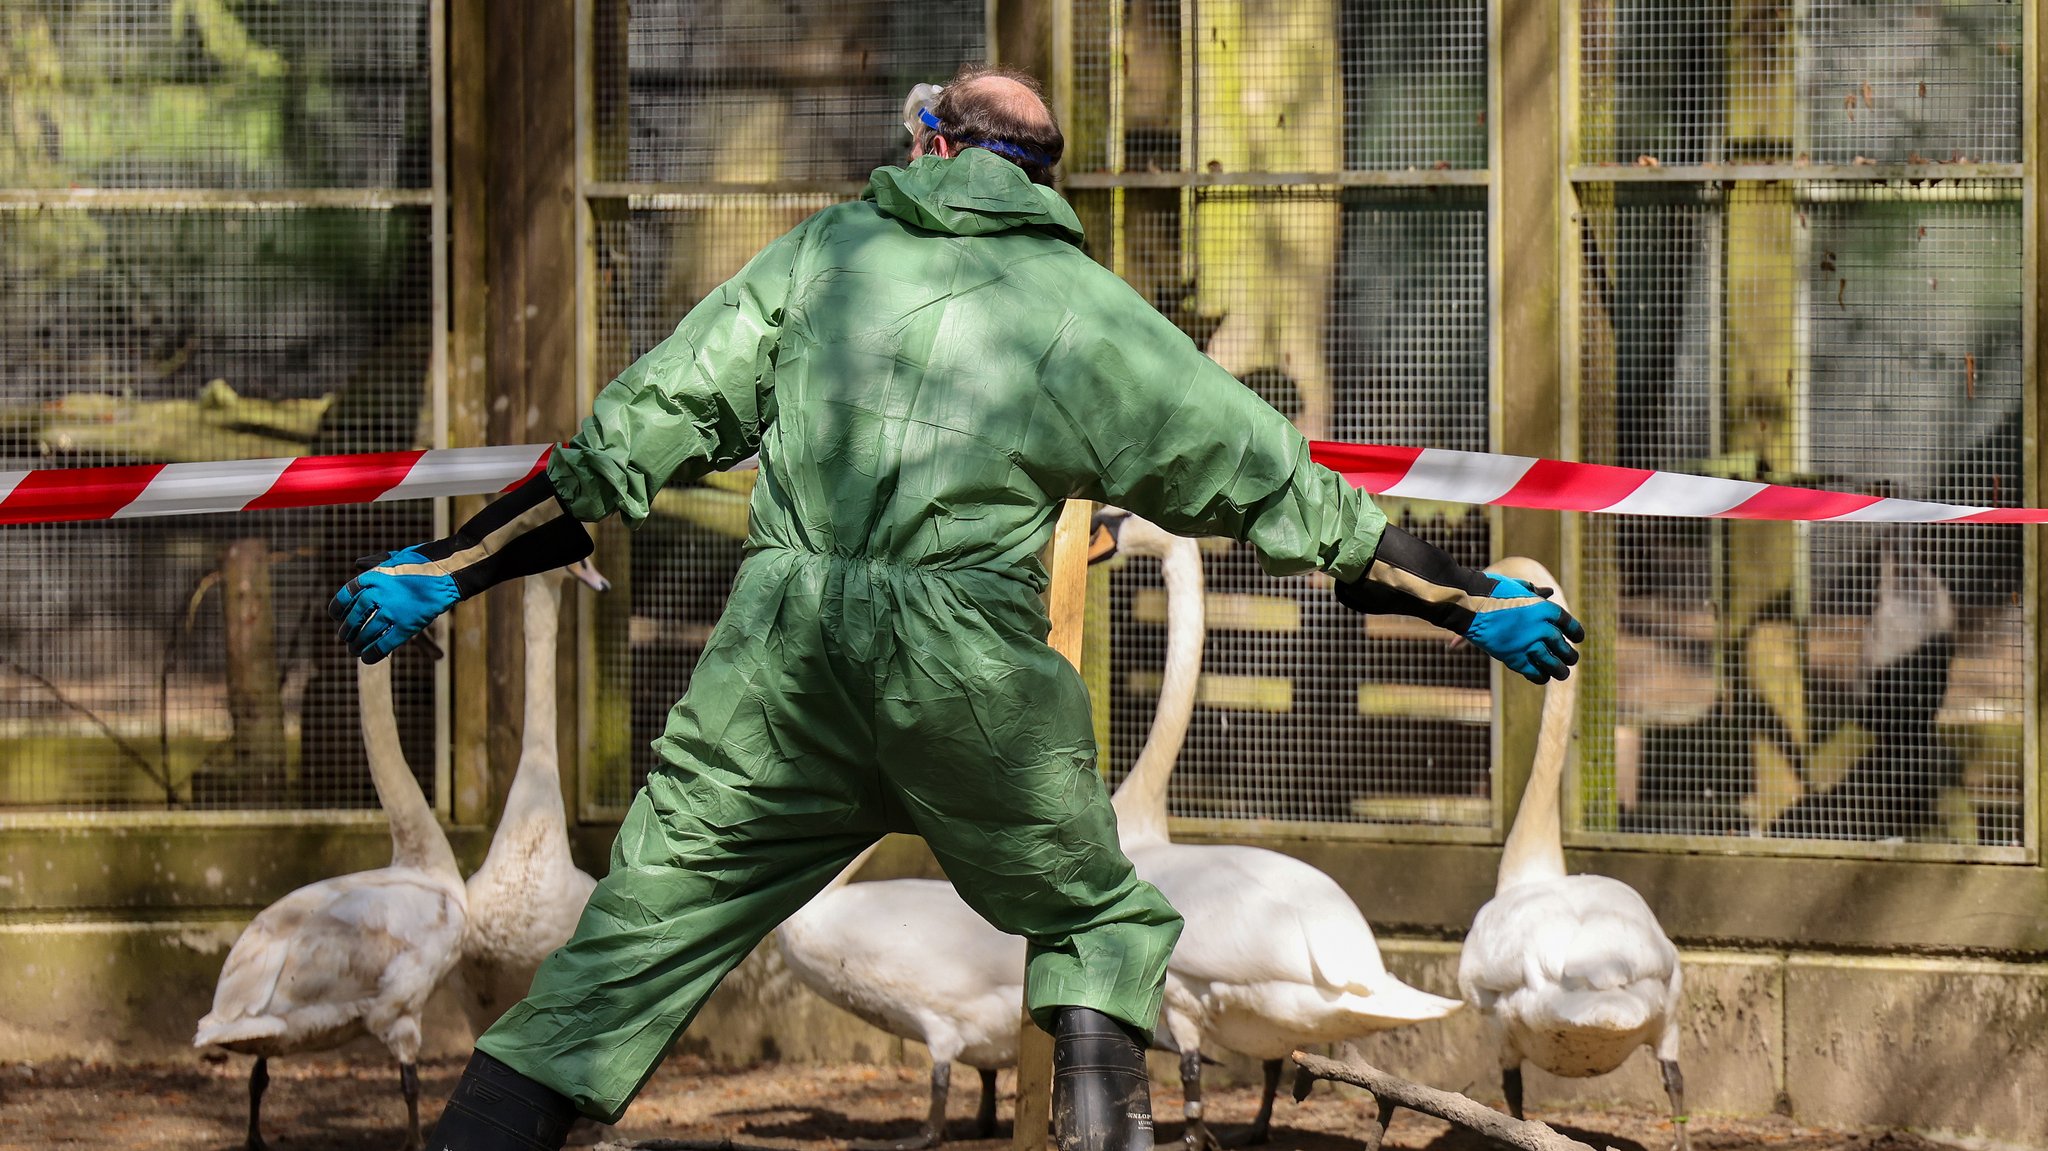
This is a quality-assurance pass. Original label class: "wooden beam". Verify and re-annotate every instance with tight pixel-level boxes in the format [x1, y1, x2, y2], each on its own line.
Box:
[481, 0, 581, 829]
[2027, 0, 2044, 860]
[446, 0, 491, 825]
[1012, 497, 1095, 1151]
[1492, 0, 1566, 839]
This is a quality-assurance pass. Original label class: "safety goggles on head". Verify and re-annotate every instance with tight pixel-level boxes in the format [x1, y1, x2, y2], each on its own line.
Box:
[902, 83, 944, 137]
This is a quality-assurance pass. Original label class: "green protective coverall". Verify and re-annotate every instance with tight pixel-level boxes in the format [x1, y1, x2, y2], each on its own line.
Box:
[475, 148, 1390, 1121]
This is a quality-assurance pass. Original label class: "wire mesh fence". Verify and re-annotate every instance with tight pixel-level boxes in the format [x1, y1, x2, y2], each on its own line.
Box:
[0, 2, 440, 812]
[1574, 1, 2029, 854]
[2, 0, 434, 190]
[1578, 177, 2025, 848]
[1579, 0, 2021, 168]
[598, 0, 986, 185]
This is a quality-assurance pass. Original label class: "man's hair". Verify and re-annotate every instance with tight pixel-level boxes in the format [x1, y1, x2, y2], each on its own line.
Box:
[926, 64, 1064, 186]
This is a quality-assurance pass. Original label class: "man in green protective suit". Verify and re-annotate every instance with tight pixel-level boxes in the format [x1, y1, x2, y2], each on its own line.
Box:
[332, 65, 1582, 1151]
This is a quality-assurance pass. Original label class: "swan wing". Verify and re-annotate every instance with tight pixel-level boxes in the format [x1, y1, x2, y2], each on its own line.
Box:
[196, 868, 465, 1050]
[777, 878, 1027, 1054]
[1136, 842, 1454, 1018]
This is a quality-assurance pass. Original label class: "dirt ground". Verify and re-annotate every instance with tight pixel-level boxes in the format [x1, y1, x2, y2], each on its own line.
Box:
[0, 1053, 1966, 1151]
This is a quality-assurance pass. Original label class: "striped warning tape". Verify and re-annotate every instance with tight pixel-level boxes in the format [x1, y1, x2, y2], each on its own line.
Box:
[0, 440, 2032, 525]
[1310, 441, 2033, 524]
[0, 445, 552, 526]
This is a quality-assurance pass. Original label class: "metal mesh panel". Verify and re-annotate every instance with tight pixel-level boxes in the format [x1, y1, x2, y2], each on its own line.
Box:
[602, 0, 986, 184]
[589, 202, 837, 808]
[1580, 0, 2021, 167]
[1579, 181, 2025, 847]
[1, 0, 433, 189]
[0, 209, 437, 810]
[1341, 0, 1486, 170]
[1086, 187, 1493, 828]
[1066, 1, 1485, 175]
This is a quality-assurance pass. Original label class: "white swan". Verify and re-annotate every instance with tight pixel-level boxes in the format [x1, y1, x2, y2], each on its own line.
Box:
[1106, 514, 1462, 1151]
[195, 657, 467, 1151]
[1456, 556, 1687, 1151]
[456, 562, 608, 1033]
[776, 843, 1026, 1148]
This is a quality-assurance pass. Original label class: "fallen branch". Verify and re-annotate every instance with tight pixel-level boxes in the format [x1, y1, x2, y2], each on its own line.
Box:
[1290, 1049, 1614, 1151]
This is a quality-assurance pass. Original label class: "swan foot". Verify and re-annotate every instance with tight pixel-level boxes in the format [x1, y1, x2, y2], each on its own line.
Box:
[1178, 1057, 1278, 1149]
[245, 1055, 271, 1151]
[399, 1061, 424, 1151]
[852, 1060, 951, 1151]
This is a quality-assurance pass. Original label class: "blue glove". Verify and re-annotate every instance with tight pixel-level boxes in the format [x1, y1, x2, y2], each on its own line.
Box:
[330, 547, 462, 664]
[1461, 575, 1585, 685]
[1334, 526, 1585, 685]
[328, 471, 594, 664]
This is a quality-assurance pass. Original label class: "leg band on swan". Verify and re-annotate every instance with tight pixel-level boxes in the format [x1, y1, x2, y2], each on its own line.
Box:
[428, 1049, 581, 1151]
[1051, 1007, 1154, 1151]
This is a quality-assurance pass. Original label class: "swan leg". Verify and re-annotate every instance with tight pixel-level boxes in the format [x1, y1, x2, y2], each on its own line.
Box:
[852, 1059, 949, 1150]
[399, 1062, 423, 1151]
[1502, 1065, 1524, 1121]
[1172, 1047, 1220, 1151]
[1198, 1059, 1279, 1149]
[1243, 1059, 1281, 1145]
[1659, 1058, 1688, 1151]
[246, 1056, 270, 1151]
[975, 1068, 1000, 1138]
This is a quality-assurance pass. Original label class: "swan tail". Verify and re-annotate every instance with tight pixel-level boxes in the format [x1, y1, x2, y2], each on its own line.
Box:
[1542, 989, 1656, 1034]
[1339, 975, 1464, 1025]
[194, 1013, 286, 1049]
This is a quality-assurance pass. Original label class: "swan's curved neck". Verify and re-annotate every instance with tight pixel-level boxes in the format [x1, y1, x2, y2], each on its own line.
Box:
[358, 658, 460, 879]
[496, 576, 569, 843]
[1497, 659, 1577, 890]
[1110, 535, 1204, 850]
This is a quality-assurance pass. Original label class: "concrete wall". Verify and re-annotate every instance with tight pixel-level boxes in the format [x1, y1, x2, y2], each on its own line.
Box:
[18, 917, 2036, 1149]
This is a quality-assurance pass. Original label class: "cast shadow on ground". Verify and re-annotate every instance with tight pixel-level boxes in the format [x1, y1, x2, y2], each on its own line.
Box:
[1419, 1124, 1649, 1151]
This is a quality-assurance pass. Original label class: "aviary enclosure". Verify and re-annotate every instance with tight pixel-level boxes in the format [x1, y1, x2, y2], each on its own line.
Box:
[1, 2, 2044, 1149]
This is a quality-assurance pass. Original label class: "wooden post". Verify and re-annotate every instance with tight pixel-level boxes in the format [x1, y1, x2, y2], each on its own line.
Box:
[446, 0, 491, 826]
[481, 0, 582, 828]
[2026, 0, 2044, 860]
[1012, 498, 1095, 1151]
[1724, 0, 1803, 828]
[1491, 0, 1567, 838]
[221, 538, 287, 801]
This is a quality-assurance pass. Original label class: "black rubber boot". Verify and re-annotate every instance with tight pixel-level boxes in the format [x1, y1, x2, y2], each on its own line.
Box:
[427, 1049, 582, 1151]
[1051, 1007, 1154, 1151]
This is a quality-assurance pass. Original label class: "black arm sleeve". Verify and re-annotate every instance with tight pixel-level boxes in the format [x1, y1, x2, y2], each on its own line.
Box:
[410, 470, 595, 599]
[1331, 525, 1497, 633]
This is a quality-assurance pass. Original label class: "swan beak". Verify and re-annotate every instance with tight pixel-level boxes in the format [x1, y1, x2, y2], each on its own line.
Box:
[1088, 506, 1129, 566]
[568, 558, 611, 592]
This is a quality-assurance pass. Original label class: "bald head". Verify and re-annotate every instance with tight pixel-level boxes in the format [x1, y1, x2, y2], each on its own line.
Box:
[926, 64, 1064, 185]
[957, 74, 1054, 131]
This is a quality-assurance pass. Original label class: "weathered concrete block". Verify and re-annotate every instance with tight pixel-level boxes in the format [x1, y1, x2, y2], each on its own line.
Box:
[1784, 954, 2048, 1145]
[0, 917, 473, 1063]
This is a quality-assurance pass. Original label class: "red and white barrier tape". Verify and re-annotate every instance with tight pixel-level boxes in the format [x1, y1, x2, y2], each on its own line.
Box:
[1309, 441, 2035, 523]
[0, 441, 2032, 525]
[0, 445, 551, 526]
